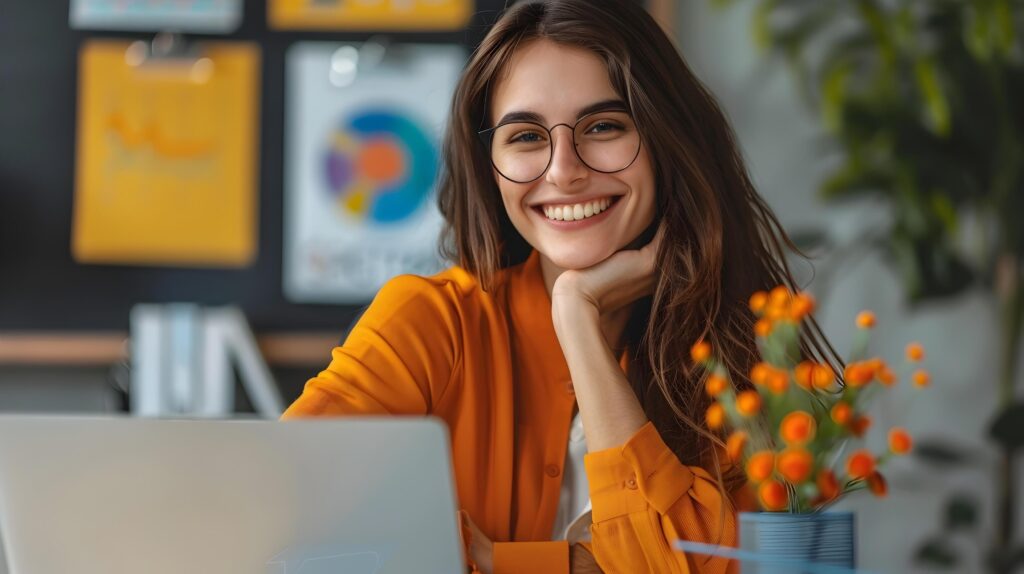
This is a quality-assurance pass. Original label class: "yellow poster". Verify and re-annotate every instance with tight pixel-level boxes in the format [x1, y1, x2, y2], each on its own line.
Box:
[73, 39, 260, 267]
[268, 0, 472, 31]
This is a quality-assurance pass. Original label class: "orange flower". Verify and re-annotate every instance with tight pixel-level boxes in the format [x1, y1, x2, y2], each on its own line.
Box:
[754, 319, 773, 337]
[750, 362, 772, 386]
[691, 340, 712, 364]
[797, 362, 835, 391]
[705, 374, 728, 397]
[749, 291, 769, 314]
[794, 361, 814, 390]
[758, 479, 788, 511]
[789, 293, 816, 321]
[877, 366, 897, 387]
[812, 363, 836, 390]
[766, 370, 789, 394]
[705, 403, 725, 430]
[867, 471, 888, 498]
[846, 449, 875, 479]
[889, 427, 913, 454]
[736, 390, 762, 417]
[830, 402, 853, 426]
[844, 362, 874, 387]
[816, 468, 839, 501]
[780, 411, 817, 445]
[913, 370, 931, 388]
[851, 415, 872, 437]
[726, 431, 748, 462]
[906, 342, 925, 362]
[777, 448, 814, 484]
[764, 304, 787, 322]
[769, 285, 790, 305]
[856, 311, 877, 329]
[746, 451, 775, 483]
[865, 357, 885, 376]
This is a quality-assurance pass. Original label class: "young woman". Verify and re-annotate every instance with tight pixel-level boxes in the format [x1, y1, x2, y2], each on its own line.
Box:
[283, 1, 838, 572]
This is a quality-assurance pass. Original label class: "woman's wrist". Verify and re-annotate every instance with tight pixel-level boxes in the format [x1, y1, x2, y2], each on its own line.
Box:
[551, 294, 601, 343]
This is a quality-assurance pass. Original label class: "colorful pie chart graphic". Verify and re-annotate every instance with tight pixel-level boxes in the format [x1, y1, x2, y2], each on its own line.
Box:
[323, 110, 438, 223]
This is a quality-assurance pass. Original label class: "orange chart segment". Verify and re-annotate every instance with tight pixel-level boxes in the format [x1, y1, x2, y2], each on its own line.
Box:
[72, 40, 260, 267]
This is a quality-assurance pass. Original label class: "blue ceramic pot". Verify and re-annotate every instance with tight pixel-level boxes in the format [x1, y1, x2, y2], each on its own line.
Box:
[738, 511, 856, 573]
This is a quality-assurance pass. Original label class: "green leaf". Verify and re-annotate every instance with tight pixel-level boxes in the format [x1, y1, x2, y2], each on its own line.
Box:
[993, 0, 1015, 55]
[930, 192, 958, 235]
[964, 0, 993, 61]
[944, 494, 978, 531]
[988, 402, 1024, 450]
[913, 57, 951, 137]
[821, 59, 852, 132]
[752, 0, 778, 51]
[915, 537, 959, 568]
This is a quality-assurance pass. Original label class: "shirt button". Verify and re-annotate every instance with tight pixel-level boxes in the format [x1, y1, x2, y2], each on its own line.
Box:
[565, 380, 575, 395]
[626, 472, 638, 490]
[545, 464, 561, 478]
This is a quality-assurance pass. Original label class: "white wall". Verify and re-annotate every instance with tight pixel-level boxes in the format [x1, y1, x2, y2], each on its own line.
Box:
[675, 3, 1011, 572]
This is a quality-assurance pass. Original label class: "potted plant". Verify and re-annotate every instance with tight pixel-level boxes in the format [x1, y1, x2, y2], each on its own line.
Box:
[679, 286, 927, 571]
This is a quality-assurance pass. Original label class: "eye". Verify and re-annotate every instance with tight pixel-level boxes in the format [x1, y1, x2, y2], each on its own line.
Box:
[586, 121, 624, 134]
[507, 130, 546, 144]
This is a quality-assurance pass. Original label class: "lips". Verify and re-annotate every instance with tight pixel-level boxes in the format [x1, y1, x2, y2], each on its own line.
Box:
[532, 195, 622, 228]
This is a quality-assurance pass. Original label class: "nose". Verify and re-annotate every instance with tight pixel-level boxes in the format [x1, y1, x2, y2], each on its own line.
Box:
[544, 124, 588, 190]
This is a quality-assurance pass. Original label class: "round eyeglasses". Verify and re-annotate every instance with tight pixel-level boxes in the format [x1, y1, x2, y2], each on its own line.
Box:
[477, 109, 642, 184]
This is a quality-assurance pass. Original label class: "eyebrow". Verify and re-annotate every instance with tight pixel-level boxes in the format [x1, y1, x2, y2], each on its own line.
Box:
[494, 98, 629, 126]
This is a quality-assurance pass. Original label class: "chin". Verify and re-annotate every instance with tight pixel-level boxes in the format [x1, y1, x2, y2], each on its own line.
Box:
[541, 245, 615, 270]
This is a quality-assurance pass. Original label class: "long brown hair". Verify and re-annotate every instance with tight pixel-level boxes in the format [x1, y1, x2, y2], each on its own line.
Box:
[438, 0, 841, 496]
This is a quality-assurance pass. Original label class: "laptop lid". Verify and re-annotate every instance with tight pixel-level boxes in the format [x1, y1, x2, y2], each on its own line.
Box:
[0, 415, 465, 574]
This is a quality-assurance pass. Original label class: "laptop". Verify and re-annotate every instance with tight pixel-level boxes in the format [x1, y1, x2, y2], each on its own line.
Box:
[0, 416, 465, 574]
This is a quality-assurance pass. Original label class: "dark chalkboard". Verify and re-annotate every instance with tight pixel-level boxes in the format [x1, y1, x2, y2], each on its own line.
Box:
[0, 0, 508, 331]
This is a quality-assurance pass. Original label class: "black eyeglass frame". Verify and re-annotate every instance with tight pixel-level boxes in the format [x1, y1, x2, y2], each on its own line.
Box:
[476, 109, 643, 184]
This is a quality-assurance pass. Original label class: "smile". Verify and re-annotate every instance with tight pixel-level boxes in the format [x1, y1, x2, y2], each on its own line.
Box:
[536, 196, 622, 222]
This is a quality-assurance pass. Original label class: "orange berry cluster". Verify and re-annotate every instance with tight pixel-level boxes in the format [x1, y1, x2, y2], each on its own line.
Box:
[689, 286, 928, 512]
[749, 286, 816, 337]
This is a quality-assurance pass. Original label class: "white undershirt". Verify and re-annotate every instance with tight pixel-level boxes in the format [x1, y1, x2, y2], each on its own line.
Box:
[552, 409, 592, 542]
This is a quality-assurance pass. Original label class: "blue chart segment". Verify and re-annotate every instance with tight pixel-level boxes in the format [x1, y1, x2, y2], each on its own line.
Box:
[323, 110, 437, 224]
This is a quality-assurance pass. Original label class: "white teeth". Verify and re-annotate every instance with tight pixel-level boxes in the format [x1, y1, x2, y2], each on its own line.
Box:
[542, 198, 615, 221]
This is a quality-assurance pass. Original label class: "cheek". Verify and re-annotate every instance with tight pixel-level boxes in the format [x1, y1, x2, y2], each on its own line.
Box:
[497, 181, 531, 220]
[627, 157, 657, 220]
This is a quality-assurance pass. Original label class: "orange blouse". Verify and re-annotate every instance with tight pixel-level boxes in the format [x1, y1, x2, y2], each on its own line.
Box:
[282, 249, 741, 574]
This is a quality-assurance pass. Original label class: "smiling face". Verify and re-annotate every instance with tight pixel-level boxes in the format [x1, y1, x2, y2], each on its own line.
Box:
[488, 39, 657, 272]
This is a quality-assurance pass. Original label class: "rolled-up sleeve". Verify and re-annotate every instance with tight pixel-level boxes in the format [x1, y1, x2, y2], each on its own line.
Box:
[584, 422, 740, 574]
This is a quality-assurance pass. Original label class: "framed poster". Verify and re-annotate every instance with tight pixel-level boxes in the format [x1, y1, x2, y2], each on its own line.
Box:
[70, 0, 243, 33]
[283, 42, 465, 303]
[268, 0, 473, 31]
[73, 40, 260, 267]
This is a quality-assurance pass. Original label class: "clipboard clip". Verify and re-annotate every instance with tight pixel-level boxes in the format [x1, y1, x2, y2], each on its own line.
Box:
[125, 32, 214, 83]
